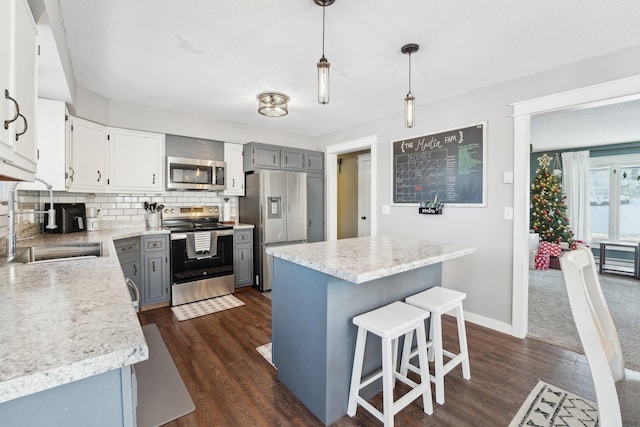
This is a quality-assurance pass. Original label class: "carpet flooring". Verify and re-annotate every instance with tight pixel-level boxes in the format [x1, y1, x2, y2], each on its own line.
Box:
[528, 268, 640, 371]
[509, 380, 598, 427]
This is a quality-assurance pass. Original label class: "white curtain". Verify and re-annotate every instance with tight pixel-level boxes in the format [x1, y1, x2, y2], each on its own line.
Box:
[561, 151, 591, 242]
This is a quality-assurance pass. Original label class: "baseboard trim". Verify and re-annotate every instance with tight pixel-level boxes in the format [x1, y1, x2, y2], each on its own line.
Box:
[457, 311, 514, 336]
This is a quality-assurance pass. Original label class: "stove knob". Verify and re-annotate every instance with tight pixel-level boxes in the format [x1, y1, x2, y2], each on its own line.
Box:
[170, 209, 175, 213]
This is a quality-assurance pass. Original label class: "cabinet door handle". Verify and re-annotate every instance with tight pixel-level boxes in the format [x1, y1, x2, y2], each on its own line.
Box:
[133, 264, 137, 275]
[241, 251, 244, 261]
[68, 167, 74, 182]
[152, 173, 156, 184]
[3, 89, 20, 130]
[308, 159, 311, 167]
[285, 156, 288, 164]
[152, 261, 156, 272]
[232, 178, 235, 187]
[272, 154, 276, 164]
[97, 170, 102, 182]
[15, 113, 28, 141]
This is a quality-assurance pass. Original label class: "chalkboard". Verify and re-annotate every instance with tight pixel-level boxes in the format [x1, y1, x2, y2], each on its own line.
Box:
[392, 122, 487, 206]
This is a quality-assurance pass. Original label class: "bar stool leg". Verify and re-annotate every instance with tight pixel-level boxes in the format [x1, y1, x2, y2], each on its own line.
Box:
[432, 314, 445, 405]
[456, 304, 471, 380]
[382, 336, 394, 427]
[415, 323, 434, 415]
[347, 327, 367, 416]
[427, 317, 435, 362]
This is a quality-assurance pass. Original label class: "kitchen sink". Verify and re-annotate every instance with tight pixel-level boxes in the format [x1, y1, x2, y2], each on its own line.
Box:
[10, 242, 103, 264]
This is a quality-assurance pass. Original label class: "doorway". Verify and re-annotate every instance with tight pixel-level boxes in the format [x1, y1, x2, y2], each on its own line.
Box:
[326, 135, 378, 241]
[511, 75, 640, 338]
[336, 150, 371, 239]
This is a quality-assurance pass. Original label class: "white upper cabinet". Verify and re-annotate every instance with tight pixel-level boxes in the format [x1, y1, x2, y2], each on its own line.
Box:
[109, 127, 164, 193]
[67, 116, 165, 194]
[221, 142, 244, 196]
[0, 0, 37, 181]
[21, 99, 68, 191]
[67, 116, 109, 192]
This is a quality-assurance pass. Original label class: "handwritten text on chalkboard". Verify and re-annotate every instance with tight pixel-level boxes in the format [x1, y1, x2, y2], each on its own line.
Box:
[392, 123, 486, 206]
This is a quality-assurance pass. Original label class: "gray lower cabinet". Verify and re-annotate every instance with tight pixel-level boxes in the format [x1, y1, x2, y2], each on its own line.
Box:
[307, 174, 325, 242]
[234, 229, 253, 287]
[115, 237, 142, 293]
[0, 365, 136, 427]
[142, 235, 170, 306]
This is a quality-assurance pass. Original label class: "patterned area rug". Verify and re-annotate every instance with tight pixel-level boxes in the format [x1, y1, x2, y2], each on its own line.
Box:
[256, 342, 275, 369]
[509, 381, 598, 427]
[171, 294, 245, 321]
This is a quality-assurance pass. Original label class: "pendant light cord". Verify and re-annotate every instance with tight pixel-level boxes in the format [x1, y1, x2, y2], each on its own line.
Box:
[322, 4, 326, 58]
[408, 52, 412, 94]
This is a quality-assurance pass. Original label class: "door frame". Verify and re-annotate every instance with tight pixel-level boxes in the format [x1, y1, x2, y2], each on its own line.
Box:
[511, 75, 640, 338]
[326, 135, 378, 240]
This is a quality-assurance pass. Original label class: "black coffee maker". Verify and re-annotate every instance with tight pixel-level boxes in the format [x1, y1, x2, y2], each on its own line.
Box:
[44, 203, 87, 233]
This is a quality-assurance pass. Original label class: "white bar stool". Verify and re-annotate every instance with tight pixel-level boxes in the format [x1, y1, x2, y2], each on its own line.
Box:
[401, 287, 470, 405]
[347, 301, 433, 427]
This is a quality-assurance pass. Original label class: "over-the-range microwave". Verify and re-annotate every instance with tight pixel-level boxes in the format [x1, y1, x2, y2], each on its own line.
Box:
[166, 156, 226, 191]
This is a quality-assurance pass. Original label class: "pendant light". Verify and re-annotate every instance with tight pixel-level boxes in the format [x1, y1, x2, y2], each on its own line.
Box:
[401, 43, 419, 128]
[315, 0, 334, 105]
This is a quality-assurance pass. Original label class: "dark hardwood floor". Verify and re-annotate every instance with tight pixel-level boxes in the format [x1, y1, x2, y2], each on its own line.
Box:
[137, 287, 638, 426]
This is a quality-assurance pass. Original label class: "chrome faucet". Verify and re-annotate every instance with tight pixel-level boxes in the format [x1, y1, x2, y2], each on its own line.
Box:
[7, 176, 57, 258]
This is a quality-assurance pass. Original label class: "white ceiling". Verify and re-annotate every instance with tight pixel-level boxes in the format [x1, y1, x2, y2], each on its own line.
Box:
[54, 0, 640, 137]
[531, 99, 640, 152]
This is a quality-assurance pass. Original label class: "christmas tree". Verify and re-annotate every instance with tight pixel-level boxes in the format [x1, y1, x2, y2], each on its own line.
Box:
[530, 153, 574, 244]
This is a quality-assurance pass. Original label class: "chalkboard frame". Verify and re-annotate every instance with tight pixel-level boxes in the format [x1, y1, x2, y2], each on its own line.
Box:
[390, 121, 488, 207]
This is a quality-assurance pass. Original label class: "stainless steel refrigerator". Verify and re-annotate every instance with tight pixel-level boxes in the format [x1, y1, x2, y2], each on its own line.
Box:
[239, 170, 307, 291]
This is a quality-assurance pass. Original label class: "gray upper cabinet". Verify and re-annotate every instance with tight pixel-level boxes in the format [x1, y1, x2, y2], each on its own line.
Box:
[244, 142, 323, 174]
[244, 143, 280, 170]
[304, 151, 324, 174]
[281, 148, 304, 171]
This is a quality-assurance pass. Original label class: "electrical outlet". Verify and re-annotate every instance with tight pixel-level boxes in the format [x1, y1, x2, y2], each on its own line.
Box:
[382, 205, 391, 214]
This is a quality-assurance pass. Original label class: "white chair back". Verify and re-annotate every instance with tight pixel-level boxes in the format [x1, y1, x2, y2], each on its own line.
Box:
[560, 246, 626, 426]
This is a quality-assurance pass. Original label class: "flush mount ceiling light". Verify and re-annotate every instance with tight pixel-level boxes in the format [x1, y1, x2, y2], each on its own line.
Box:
[257, 92, 290, 117]
[401, 43, 419, 128]
[315, 0, 334, 105]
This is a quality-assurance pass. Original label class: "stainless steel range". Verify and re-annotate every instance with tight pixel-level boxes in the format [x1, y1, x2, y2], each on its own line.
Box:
[162, 206, 234, 306]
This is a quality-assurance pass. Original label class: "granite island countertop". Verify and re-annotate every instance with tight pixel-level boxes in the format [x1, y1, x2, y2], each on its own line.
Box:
[0, 225, 171, 404]
[266, 236, 476, 284]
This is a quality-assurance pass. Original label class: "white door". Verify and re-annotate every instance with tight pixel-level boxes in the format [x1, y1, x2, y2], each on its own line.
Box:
[357, 153, 371, 237]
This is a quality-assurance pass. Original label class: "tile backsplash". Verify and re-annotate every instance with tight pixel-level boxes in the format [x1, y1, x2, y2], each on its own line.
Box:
[0, 190, 238, 256]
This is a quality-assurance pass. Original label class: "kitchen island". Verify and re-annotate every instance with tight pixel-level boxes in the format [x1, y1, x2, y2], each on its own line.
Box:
[266, 236, 476, 425]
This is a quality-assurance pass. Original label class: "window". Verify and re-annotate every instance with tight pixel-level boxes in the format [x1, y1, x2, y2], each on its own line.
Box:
[589, 154, 640, 242]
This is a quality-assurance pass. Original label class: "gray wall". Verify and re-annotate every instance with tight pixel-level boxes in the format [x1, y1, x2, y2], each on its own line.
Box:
[316, 44, 640, 328]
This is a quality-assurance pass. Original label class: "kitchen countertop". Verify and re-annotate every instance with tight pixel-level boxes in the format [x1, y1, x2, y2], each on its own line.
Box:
[0, 226, 168, 404]
[266, 235, 477, 284]
[0, 222, 254, 404]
